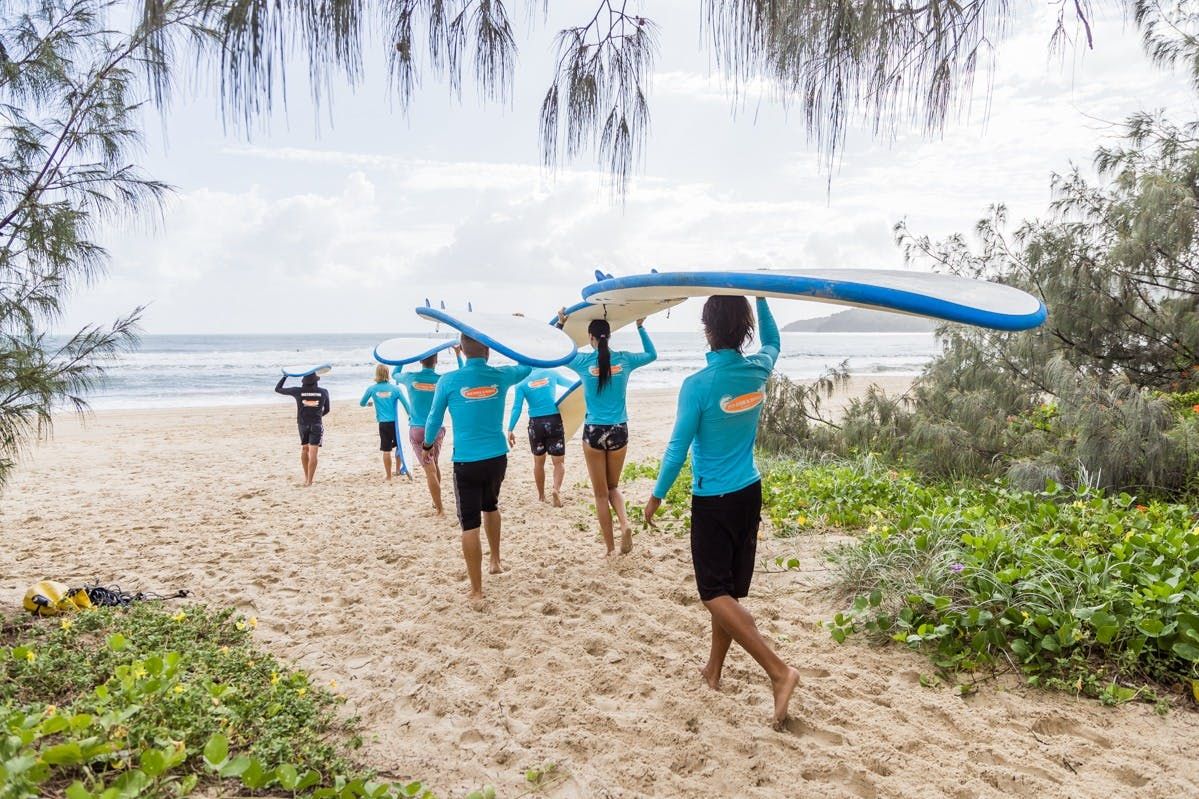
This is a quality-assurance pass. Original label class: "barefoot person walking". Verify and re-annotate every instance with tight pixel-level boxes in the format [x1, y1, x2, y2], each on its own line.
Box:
[558, 313, 657, 556]
[395, 347, 463, 514]
[274, 371, 331, 486]
[506, 368, 575, 506]
[422, 335, 530, 603]
[643, 296, 799, 729]
[361, 364, 413, 481]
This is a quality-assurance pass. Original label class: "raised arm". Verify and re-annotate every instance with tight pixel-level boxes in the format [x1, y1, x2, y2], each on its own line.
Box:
[652, 381, 701, 500]
[627, 324, 658, 369]
[754, 297, 780, 368]
[507, 382, 528, 432]
[423, 380, 451, 446]
[275, 375, 288, 394]
[553, 370, 575, 394]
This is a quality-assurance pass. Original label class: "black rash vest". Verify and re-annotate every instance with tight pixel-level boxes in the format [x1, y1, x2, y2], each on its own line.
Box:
[275, 376, 331, 424]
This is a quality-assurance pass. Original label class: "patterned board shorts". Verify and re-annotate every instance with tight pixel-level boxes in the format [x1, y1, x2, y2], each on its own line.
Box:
[528, 414, 566, 457]
[582, 422, 628, 452]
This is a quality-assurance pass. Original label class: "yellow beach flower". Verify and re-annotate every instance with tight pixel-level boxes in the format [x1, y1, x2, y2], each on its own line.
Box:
[173, 684, 185, 694]
[270, 672, 280, 686]
[59, 619, 73, 631]
[24, 650, 35, 663]
[248, 616, 258, 629]
[171, 610, 187, 622]
[296, 687, 307, 698]
[43, 705, 56, 717]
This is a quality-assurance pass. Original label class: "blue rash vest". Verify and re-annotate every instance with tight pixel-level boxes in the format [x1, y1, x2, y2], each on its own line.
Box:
[360, 382, 411, 424]
[654, 298, 780, 499]
[565, 325, 657, 425]
[507, 369, 575, 431]
[423, 358, 532, 463]
[394, 351, 463, 428]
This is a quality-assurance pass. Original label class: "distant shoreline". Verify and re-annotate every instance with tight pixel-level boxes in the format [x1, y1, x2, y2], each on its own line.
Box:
[784, 308, 937, 333]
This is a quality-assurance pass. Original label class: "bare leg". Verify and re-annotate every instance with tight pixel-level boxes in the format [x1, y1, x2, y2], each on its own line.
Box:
[483, 510, 504, 573]
[383, 452, 393, 480]
[704, 595, 800, 728]
[305, 445, 319, 486]
[533, 454, 547, 502]
[423, 459, 443, 514]
[582, 443, 615, 554]
[605, 446, 632, 553]
[461, 529, 483, 601]
[299, 447, 309, 484]
[701, 616, 733, 690]
[551, 455, 565, 507]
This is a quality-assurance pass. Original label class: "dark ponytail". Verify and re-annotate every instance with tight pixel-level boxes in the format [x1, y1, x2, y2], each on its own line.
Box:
[588, 319, 613, 390]
[702, 296, 755, 352]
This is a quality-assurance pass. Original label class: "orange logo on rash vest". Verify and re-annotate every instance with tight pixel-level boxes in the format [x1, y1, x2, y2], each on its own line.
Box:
[588, 365, 624, 377]
[461, 385, 499, 400]
[377, 390, 392, 398]
[413, 382, 437, 392]
[720, 392, 764, 414]
[529, 378, 550, 388]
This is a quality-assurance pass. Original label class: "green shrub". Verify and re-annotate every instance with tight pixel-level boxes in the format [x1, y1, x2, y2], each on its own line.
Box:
[0, 604, 432, 799]
[788, 459, 1199, 702]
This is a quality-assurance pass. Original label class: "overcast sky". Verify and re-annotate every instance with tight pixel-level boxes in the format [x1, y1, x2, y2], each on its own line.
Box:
[64, 2, 1197, 334]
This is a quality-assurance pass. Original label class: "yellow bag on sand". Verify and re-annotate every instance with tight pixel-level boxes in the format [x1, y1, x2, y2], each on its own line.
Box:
[22, 580, 93, 616]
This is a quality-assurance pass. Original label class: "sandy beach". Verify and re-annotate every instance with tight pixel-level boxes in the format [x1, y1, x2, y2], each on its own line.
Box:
[4, 377, 1199, 798]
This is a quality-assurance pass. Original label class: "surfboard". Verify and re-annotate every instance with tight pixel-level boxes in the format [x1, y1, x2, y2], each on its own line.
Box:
[556, 380, 586, 440]
[373, 337, 456, 366]
[281, 364, 332, 378]
[554, 298, 684, 346]
[581, 269, 1047, 331]
[416, 307, 577, 367]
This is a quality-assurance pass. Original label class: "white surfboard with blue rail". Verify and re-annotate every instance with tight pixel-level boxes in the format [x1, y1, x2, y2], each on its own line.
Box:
[416, 305, 577, 367]
[581, 268, 1046, 331]
[281, 364, 332, 378]
[373, 337, 456, 366]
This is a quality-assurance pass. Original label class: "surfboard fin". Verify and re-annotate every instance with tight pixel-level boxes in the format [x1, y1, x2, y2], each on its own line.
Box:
[424, 298, 431, 307]
[468, 301, 473, 312]
[594, 268, 606, 282]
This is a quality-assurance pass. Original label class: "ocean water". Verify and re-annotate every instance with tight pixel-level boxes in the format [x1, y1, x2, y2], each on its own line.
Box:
[81, 331, 940, 410]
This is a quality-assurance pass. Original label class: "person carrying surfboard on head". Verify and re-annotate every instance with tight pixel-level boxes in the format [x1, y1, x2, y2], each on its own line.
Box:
[506, 368, 575, 506]
[394, 346, 464, 515]
[421, 335, 530, 605]
[361, 364, 414, 482]
[642, 296, 800, 730]
[275, 371, 331, 487]
[556, 311, 657, 556]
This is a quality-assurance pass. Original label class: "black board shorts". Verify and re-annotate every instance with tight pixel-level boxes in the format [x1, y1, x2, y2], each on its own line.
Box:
[453, 455, 508, 531]
[528, 413, 566, 457]
[690, 480, 762, 601]
[582, 422, 628, 451]
[298, 422, 324, 447]
[378, 421, 398, 452]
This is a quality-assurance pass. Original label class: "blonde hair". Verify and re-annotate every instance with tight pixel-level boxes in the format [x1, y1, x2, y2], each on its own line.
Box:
[374, 364, 390, 383]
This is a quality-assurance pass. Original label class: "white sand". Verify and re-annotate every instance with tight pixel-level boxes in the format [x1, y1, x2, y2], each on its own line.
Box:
[4, 376, 1199, 798]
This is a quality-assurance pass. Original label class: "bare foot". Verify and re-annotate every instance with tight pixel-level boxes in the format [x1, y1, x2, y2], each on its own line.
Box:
[467, 590, 484, 611]
[489, 559, 506, 574]
[620, 527, 633, 554]
[538, 494, 546, 503]
[605, 548, 618, 558]
[771, 667, 801, 730]
[552, 491, 562, 508]
[699, 665, 721, 691]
